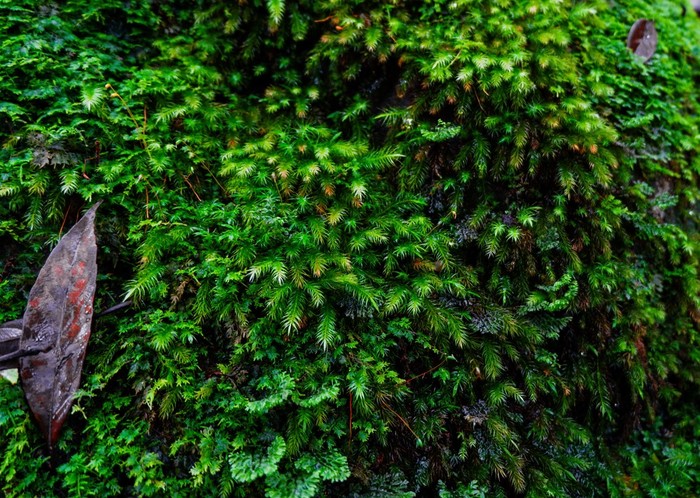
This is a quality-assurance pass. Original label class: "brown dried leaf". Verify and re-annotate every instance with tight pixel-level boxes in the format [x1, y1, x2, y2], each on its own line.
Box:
[0, 327, 21, 371]
[626, 19, 657, 63]
[19, 203, 99, 449]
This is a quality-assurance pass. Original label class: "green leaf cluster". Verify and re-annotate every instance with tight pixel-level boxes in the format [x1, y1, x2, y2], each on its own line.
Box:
[1, 0, 698, 496]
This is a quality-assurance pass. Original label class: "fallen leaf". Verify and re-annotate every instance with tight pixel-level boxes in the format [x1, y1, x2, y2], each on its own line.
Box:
[19, 203, 100, 449]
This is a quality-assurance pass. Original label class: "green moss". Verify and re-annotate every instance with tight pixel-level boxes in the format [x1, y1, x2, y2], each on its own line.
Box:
[0, 0, 698, 496]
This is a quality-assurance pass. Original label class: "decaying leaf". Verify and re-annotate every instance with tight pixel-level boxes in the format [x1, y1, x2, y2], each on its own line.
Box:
[0, 327, 21, 371]
[626, 19, 658, 63]
[19, 203, 100, 449]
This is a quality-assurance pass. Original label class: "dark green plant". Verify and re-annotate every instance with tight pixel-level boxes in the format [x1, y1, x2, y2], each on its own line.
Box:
[0, 0, 698, 496]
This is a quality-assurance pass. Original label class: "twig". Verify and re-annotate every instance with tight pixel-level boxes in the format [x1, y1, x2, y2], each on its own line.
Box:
[379, 399, 420, 441]
[58, 203, 71, 238]
[201, 163, 229, 196]
[348, 391, 353, 447]
[181, 174, 203, 201]
[96, 300, 133, 318]
[106, 84, 152, 160]
[402, 358, 447, 385]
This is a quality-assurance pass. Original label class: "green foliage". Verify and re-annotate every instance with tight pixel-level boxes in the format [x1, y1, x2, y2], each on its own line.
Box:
[1, 0, 699, 496]
[608, 410, 700, 498]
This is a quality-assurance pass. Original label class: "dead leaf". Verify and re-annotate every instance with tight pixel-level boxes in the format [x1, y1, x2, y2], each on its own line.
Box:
[19, 203, 100, 449]
[0, 327, 21, 370]
[626, 19, 657, 63]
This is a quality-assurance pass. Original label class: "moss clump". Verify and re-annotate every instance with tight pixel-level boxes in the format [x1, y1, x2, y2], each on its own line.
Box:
[0, 0, 698, 496]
